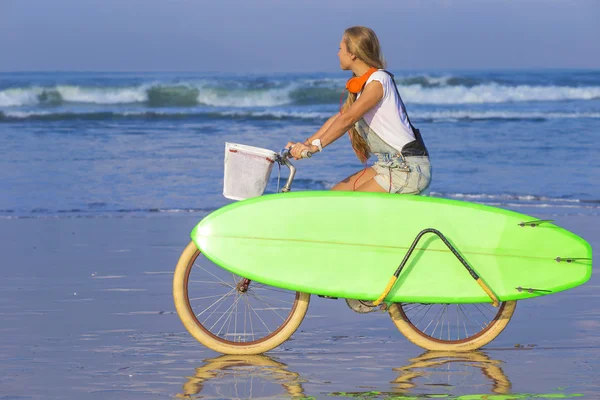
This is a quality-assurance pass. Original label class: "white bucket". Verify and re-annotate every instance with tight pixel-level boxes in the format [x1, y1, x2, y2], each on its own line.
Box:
[223, 143, 277, 200]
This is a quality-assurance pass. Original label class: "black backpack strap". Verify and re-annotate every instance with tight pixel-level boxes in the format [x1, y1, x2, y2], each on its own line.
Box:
[382, 70, 415, 129]
[381, 70, 429, 157]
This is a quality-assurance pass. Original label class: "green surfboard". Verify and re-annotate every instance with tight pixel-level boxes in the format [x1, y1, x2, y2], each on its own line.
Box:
[191, 191, 592, 303]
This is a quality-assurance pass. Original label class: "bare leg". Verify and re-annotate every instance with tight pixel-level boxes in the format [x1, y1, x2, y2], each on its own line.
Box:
[354, 178, 388, 193]
[331, 167, 386, 193]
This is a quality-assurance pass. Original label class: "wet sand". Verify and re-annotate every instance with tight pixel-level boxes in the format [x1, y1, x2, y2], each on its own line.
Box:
[0, 215, 598, 399]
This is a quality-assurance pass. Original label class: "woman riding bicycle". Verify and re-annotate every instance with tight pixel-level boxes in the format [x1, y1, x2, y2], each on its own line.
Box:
[286, 26, 431, 195]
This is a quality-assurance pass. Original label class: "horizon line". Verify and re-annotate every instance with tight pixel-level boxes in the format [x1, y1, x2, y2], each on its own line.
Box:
[1, 67, 600, 75]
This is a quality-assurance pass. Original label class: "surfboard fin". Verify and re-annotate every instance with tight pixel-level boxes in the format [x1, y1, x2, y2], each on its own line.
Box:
[518, 219, 554, 227]
[516, 286, 552, 294]
[554, 257, 591, 263]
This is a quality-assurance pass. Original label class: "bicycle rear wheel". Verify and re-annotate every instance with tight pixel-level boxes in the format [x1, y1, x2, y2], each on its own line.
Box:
[389, 301, 516, 351]
[173, 241, 310, 355]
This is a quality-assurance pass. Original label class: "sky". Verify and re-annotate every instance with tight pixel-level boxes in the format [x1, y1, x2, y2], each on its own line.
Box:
[1, 0, 599, 73]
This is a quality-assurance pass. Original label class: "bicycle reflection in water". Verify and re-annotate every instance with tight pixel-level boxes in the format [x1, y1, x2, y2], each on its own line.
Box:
[176, 354, 306, 399]
[175, 351, 515, 399]
[390, 351, 511, 396]
[176, 351, 585, 399]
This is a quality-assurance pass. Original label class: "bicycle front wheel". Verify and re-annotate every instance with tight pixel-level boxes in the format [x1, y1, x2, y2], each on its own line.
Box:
[389, 301, 517, 351]
[173, 241, 310, 355]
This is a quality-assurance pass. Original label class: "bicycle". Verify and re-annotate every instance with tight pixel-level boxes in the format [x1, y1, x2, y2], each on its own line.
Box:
[173, 147, 529, 355]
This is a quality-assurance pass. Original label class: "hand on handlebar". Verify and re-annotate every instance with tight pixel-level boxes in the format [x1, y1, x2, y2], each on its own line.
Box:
[285, 142, 315, 160]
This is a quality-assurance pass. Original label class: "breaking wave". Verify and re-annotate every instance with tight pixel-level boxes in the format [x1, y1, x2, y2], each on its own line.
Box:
[1, 79, 600, 108]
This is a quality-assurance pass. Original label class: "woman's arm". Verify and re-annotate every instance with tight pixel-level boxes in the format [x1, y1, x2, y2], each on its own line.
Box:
[285, 113, 340, 150]
[289, 81, 384, 159]
[303, 113, 340, 145]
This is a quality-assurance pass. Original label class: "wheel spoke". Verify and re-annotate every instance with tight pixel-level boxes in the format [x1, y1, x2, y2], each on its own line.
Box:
[249, 300, 275, 334]
[233, 291, 239, 341]
[423, 303, 446, 337]
[414, 304, 435, 329]
[245, 296, 256, 342]
[466, 304, 487, 331]
[434, 304, 447, 339]
[196, 286, 237, 318]
[210, 292, 244, 333]
[458, 304, 470, 339]
[248, 293, 296, 305]
[472, 303, 492, 328]
[188, 280, 233, 285]
[217, 295, 237, 337]
[194, 261, 234, 288]
[248, 290, 287, 323]
[189, 293, 232, 301]
[250, 285, 299, 295]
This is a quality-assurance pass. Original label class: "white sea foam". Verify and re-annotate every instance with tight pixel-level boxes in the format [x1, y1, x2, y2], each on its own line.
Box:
[220, 110, 330, 119]
[56, 85, 147, 104]
[196, 86, 296, 107]
[2, 81, 600, 107]
[197, 83, 600, 106]
[2, 110, 53, 118]
[433, 192, 583, 203]
[427, 192, 600, 210]
[1, 109, 331, 120]
[0, 88, 41, 107]
[417, 110, 600, 120]
[401, 83, 600, 104]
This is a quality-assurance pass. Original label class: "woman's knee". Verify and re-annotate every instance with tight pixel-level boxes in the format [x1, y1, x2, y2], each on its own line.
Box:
[332, 168, 376, 191]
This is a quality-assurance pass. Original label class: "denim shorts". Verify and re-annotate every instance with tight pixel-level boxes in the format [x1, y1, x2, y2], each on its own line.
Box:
[372, 154, 432, 194]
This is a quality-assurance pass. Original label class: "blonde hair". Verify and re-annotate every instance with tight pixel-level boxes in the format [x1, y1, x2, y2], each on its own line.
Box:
[341, 26, 386, 163]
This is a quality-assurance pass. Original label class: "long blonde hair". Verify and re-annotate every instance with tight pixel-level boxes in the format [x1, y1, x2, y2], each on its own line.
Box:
[341, 26, 386, 163]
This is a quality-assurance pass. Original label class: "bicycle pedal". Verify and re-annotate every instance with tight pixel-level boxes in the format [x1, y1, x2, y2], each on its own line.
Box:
[317, 295, 338, 299]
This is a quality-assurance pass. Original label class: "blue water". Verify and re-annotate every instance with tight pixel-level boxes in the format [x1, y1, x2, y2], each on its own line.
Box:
[1, 70, 599, 218]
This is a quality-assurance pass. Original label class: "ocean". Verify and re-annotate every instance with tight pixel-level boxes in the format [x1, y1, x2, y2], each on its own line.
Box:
[1, 69, 599, 398]
[1, 69, 599, 218]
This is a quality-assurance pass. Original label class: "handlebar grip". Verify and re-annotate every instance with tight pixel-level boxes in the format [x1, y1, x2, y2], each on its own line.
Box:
[300, 150, 313, 159]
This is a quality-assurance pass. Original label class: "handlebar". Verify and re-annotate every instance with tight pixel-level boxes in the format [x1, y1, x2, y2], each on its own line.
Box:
[281, 147, 313, 160]
[301, 149, 313, 159]
[277, 147, 312, 193]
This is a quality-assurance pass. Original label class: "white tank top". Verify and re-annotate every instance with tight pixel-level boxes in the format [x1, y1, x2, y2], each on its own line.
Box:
[356, 70, 415, 153]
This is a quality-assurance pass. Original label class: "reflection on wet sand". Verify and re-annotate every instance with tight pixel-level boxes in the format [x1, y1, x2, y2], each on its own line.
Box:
[390, 351, 511, 395]
[176, 354, 306, 399]
[332, 351, 582, 399]
[177, 351, 583, 399]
